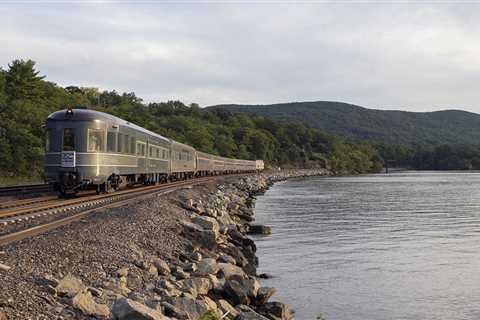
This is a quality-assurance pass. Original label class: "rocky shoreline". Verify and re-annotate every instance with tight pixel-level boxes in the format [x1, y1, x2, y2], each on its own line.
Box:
[0, 169, 328, 320]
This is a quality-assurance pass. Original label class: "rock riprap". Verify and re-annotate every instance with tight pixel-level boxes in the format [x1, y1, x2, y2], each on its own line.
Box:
[0, 169, 327, 319]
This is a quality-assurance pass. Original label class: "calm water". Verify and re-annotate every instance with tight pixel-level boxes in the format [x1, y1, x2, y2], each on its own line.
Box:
[254, 172, 480, 320]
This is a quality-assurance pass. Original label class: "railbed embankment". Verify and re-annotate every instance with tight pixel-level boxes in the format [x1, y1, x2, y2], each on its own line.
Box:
[0, 169, 328, 320]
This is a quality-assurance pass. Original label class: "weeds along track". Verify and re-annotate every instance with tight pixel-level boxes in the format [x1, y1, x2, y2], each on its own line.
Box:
[0, 176, 220, 246]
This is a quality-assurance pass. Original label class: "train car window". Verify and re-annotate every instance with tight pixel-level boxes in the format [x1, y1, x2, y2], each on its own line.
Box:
[124, 135, 130, 154]
[156, 148, 160, 159]
[117, 133, 123, 153]
[130, 137, 135, 155]
[136, 142, 146, 156]
[63, 128, 75, 151]
[88, 129, 104, 152]
[149, 146, 153, 157]
[107, 132, 116, 152]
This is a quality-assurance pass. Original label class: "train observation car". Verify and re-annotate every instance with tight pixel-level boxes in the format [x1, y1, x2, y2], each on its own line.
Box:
[44, 108, 263, 196]
[44, 108, 171, 195]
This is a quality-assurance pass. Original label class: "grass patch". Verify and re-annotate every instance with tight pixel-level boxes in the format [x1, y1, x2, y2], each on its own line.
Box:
[0, 175, 43, 187]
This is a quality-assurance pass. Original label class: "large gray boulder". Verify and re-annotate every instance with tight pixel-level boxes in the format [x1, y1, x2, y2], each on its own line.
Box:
[224, 275, 260, 306]
[255, 287, 276, 306]
[153, 259, 171, 276]
[221, 244, 249, 268]
[71, 291, 110, 318]
[180, 277, 212, 296]
[218, 253, 236, 265]
[247, 225, 272, 235]
[195, 258, 219, 276]
[257, 302, 294, 320]
[192, 216, 220, 235]
[180, 221, 218, 250]
[218, 263, 245, 279]
[166, 296, 208, 320]
[112, 298, 169, 320]
[216, 299, 239, 319]
[161, 301, 189, 320]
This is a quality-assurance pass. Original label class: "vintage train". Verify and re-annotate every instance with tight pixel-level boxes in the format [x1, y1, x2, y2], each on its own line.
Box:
[44, 108, 264, 196]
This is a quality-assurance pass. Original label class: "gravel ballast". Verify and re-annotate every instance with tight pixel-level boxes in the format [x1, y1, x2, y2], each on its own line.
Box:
[0, 169, 327, 320]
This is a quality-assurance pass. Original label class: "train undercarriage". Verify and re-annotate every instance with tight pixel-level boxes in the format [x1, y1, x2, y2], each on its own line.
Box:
[54, 169, 256, 198]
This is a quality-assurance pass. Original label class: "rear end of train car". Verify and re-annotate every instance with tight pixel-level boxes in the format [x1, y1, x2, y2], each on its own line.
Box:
[44, 108, 171, 196]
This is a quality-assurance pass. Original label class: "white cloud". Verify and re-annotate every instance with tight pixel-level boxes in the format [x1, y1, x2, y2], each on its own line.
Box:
[1, 2, 480, 112]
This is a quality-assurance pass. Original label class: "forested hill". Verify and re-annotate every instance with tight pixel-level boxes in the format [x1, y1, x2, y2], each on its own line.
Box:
[207, 101, 480, 146]
[0, 59, 385, 182]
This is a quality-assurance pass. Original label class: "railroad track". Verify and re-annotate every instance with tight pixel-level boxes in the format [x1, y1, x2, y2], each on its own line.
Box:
[0, 176, 219, 246]
[0, 196, 59, 210]
[0, 183, 53, 197]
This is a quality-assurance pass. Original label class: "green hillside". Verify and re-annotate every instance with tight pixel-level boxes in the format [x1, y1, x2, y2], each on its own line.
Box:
[207, 101, 480, 146]
[0, 59, 384, 182]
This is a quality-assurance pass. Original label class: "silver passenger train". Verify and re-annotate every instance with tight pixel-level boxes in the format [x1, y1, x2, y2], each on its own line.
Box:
[44, 108, 264, 196]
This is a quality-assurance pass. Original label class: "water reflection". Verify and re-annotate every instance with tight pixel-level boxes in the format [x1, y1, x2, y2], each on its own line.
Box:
[254, 172, 480, 320]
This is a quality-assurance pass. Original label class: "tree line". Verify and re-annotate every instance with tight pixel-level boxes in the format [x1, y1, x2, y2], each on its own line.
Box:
[376, 143, 480, 170]
[0, 59, 386, 181]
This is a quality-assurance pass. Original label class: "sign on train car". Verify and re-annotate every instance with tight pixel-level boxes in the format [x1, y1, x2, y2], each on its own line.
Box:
[61, 151, 76, 168]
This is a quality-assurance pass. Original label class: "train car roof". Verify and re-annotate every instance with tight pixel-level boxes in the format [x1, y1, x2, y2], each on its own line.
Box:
[170, 139, 196, 151]
[47, 108, 170, 144]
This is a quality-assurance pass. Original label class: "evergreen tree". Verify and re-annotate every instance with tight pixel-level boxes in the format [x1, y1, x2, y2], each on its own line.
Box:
[5, 59, 45, 101]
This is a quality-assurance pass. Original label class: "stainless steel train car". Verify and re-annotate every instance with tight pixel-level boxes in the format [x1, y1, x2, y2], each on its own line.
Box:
[44, 108, 261, 196]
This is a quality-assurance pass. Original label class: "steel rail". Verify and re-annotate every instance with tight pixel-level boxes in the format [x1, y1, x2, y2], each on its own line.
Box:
[0, 177, 218, 246]
[0, 196, 59, 210]
[0, 176, 218, 222]
[0, 185, 154, 220]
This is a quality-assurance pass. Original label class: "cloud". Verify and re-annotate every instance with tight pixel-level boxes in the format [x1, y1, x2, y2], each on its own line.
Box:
[1, 2, 480, 112]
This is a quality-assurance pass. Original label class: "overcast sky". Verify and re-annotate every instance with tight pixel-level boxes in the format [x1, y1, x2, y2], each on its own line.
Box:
[1, 1, 480, 112]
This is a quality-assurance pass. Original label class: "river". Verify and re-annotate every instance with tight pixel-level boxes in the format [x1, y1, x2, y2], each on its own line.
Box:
[253, 171, 480, 320]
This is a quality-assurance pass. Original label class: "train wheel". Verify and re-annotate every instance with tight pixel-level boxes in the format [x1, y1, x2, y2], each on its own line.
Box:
[59, 186, 76, 198]
[97, 181, 112, 194]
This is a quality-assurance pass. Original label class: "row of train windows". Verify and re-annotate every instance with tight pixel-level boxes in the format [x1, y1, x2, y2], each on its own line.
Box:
[50, 129, 169, 159]
[46, 128, 107, 153]
[149, 146, 169, 160]
[173, 151, 193, 161]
